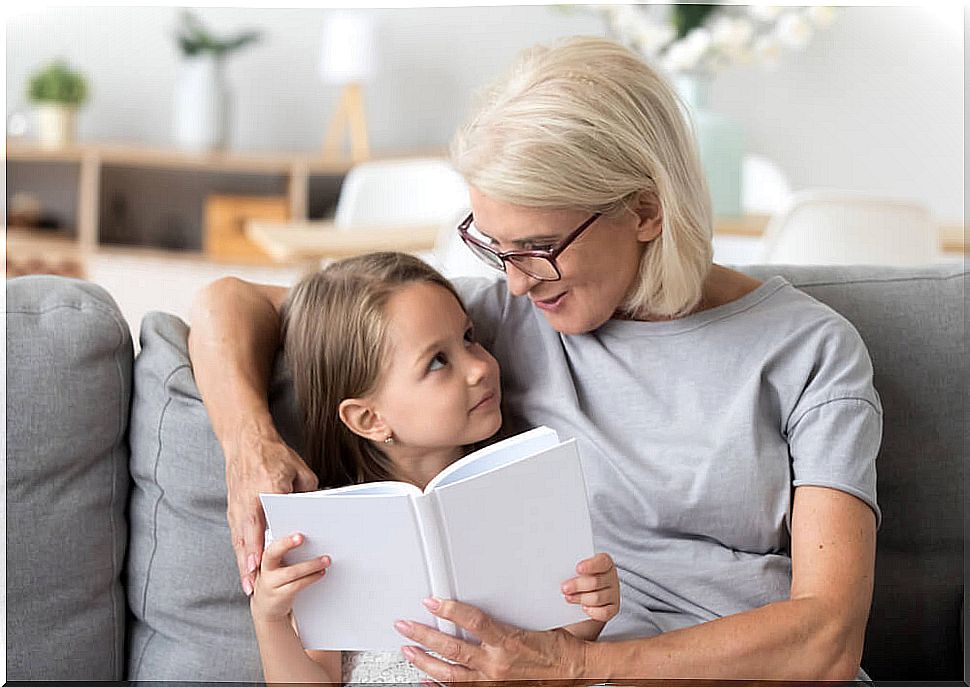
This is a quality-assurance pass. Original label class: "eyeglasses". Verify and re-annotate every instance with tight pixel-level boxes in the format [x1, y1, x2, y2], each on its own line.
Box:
[457, 212, 601, 281]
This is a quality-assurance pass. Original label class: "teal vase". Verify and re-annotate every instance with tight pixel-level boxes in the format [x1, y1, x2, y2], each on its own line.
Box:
[674, 75, 744, 218]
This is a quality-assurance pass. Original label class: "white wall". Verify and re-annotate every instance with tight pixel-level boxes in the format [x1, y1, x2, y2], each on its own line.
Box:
[6, 5, 964, 221]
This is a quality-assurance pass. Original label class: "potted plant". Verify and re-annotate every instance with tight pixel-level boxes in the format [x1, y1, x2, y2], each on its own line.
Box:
[27, 60, 88, 149]
[172, 10, 262, 152]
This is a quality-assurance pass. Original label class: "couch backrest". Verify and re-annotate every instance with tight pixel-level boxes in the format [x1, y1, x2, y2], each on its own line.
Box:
[739, 264, 966, 680]
[6, 276, 133, 680]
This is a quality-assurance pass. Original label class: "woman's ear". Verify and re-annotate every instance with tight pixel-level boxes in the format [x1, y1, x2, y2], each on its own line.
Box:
[337, 398, 389, 443]
[632, 191, 663, 243]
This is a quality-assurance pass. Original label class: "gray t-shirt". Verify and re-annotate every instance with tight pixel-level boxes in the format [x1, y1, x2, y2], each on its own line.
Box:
[455, 275, 882, 642]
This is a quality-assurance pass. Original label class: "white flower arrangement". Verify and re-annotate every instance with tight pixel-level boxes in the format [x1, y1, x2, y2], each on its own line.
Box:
[591, 4, 836, 77]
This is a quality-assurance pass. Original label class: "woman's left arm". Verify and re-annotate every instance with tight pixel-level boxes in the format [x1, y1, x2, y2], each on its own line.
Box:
[396, 484, 876, 682]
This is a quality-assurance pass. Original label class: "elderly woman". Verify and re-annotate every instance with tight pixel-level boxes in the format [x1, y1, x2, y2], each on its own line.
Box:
[188, 37, 879, 681]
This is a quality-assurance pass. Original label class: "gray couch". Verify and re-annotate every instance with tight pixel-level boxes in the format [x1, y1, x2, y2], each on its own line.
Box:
[6, 265, 967, 681]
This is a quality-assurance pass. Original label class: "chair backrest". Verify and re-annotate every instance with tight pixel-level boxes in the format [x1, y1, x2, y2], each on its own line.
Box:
[761, 189, 939, 265]
[742, 154, 792, 215]
[432, 208, 502, 280]
[333, 158, 469, 228]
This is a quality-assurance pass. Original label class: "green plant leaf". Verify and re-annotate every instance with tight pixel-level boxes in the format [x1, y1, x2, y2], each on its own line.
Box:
[672, 4, 719, 41]
[27, 60, 88, 106]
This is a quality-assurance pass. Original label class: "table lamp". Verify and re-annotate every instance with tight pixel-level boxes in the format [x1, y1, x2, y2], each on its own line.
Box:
[319, 11, 377, 162]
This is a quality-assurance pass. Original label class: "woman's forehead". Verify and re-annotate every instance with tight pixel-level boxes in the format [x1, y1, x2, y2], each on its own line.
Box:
[469, 193, 588, 241]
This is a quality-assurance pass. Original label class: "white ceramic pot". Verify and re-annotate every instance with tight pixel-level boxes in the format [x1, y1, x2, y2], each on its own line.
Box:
[35, 104, 77, 149]
[173, 56, 230, 152]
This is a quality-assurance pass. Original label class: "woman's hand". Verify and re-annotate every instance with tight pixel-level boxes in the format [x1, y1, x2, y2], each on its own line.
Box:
[250, 531, 331, 623]
[395, 598, 589, 682]
[225, 429, 318, 596]
[562, 552, 620, 622]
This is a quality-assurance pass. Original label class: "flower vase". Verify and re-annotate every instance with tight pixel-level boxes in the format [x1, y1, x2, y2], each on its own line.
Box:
[173, 55, 230, 152]
[675, 75, 744, 218]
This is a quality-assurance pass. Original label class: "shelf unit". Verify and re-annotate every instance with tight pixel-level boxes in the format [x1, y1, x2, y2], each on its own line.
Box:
[5, 140, 440, 258]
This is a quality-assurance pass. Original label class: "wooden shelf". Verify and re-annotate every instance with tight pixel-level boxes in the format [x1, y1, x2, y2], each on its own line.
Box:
[6, 140, 442, 175]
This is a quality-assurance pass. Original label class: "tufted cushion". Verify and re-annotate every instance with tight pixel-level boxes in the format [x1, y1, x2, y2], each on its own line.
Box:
[738, 264, 966, 680]
[125, 311, 303, 681]
[5, 276, 132, 680]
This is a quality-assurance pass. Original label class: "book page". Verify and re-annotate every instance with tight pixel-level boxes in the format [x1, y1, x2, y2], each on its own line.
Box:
[425, 426, 560, 492]
[260, 491, 436, 650]
[430, 439, 594, 636]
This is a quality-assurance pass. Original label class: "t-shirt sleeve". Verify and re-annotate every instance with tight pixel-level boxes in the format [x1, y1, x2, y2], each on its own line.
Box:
[786, 316, 883, 529]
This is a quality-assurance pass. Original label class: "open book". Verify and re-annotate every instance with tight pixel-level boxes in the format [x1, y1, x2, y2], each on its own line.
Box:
[260, 426, 595, 651]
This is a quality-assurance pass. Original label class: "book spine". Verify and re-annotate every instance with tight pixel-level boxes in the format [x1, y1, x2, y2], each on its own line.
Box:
[412, 493, 458, 637]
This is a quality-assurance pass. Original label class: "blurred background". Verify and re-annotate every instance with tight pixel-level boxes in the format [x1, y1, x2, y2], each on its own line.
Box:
[5, 4, 965, 337]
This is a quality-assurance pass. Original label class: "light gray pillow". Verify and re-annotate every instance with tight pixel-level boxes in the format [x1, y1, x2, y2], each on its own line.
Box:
[6, 276, 132, 680]
[126, 311, 303, 681]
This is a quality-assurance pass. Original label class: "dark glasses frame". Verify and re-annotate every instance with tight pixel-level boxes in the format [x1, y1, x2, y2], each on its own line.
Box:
[456, 212, 602, 281]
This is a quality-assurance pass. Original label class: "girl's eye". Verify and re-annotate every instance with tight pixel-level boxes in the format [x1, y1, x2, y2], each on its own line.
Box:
[428, 352, 448, 372]
[463, 327, 476, 345]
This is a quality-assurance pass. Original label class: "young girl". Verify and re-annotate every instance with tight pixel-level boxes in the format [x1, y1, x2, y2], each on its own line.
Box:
[249, 252, 620, 684]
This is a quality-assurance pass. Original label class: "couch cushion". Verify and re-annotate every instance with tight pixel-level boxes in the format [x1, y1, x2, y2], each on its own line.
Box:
[126, 311, 303, 681]
[6, 275, 132, 680]
[738, 264, 966, 679]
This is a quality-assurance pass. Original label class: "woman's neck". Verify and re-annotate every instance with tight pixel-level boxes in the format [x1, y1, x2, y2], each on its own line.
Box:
[386, 445, 464, 491]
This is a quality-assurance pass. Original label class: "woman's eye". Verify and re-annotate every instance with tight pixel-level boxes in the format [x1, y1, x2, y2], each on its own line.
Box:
[428, 352, 448, 372]
[463, 328, 476, 345]
[525, 243, 555, 252]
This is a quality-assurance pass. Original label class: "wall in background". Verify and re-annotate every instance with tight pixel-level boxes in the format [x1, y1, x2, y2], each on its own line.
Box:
[6, 5, 964, 221]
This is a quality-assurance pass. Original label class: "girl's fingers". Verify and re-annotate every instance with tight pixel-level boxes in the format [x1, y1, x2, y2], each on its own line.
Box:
[276, 564, 330, 596]
[270, 554, 331, 587]
[576, 552, 614, 575]
[565, 589, 615, 607]
[562, 572, 617, 595]
[580, 603, 617, 622]
[261, 532, 306, 571]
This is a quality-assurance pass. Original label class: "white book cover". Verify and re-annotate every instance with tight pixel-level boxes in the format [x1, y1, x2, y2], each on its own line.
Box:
[260, 426, 595, 650]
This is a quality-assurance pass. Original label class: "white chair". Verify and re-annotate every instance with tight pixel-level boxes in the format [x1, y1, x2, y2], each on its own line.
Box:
[742, 154, 792, 215]
[333, 157, 469, 228]
[760, 189, 940, 265]
[432, 208, 502, 280]
[712, 154, 791, 265]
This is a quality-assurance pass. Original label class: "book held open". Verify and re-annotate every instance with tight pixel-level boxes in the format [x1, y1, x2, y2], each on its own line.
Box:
[260, 426, 595, 650]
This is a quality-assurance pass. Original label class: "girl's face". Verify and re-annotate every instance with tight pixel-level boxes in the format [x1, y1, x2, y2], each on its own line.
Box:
[467, 187, 662, 334]
[368, 281, 502, 456]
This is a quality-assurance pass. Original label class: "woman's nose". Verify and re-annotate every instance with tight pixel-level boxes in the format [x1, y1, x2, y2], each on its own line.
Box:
[505, 262, 539, 297]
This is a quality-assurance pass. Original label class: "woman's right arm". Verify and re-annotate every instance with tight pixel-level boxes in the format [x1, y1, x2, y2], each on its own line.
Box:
[188, 277, 319, 595]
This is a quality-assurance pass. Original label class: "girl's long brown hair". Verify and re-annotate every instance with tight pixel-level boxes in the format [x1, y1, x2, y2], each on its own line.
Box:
[280, 252, 464, 488]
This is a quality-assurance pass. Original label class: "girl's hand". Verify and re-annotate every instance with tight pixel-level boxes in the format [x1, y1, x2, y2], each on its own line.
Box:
[250, 531, 331, 623]
[561, 552, 620, 622]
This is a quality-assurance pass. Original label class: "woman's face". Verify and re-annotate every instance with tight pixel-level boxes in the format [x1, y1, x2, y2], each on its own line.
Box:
[468, 187, 662, 334]
[368, 281, 502, 452]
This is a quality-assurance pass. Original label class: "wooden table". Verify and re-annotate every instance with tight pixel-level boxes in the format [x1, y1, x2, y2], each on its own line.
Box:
[246, 220, 442, 263]
[246, 214, 966, 263]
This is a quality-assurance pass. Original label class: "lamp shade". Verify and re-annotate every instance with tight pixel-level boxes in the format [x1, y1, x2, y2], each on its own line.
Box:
[319, 12, 377, 84]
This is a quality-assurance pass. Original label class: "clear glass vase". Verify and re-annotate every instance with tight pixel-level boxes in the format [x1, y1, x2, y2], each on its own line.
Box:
[674, 74, 744, 218]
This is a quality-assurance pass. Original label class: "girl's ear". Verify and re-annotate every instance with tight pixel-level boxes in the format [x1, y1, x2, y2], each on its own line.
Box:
[338, 398, 389, 443]
[632, 191, 663, 243]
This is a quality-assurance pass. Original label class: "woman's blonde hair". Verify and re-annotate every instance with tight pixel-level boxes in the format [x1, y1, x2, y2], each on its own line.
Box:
[281, 252, 464, 488]
[451, 36, 713, 319]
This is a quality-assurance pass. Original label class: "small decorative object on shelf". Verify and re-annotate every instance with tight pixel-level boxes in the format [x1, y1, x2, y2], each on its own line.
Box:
[27, 60, 89, 149]
[172, 9, 262, 152]
[576, 4, 836, 217]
